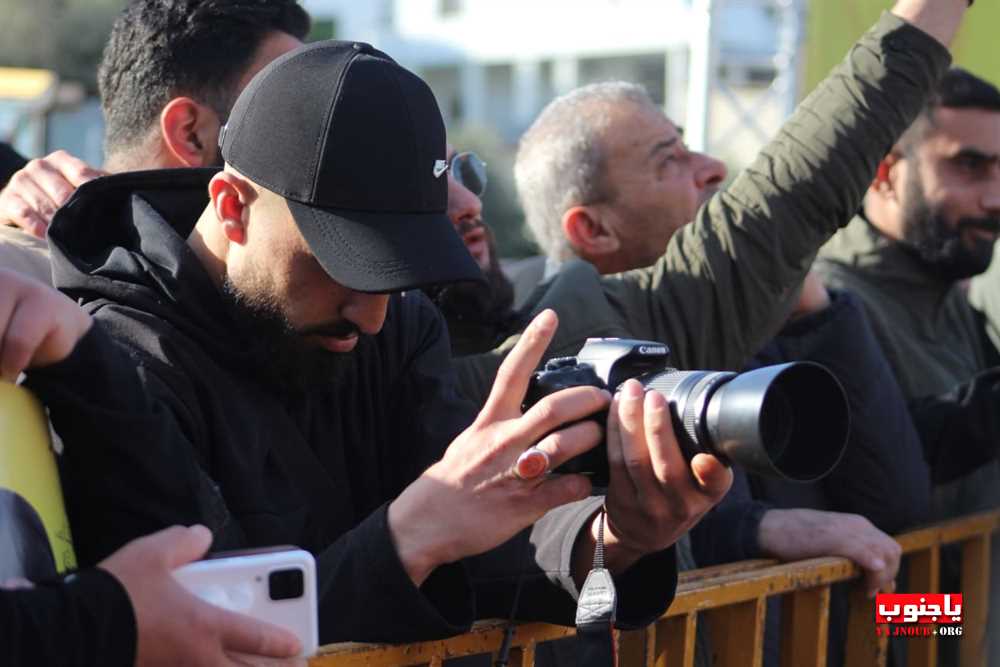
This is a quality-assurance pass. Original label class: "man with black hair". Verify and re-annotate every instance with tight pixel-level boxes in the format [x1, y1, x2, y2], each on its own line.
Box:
[432, 145, 525, 356]
[0, 0, 309, 239]
[816, 66, 1000, 659]
[817, 67, 1000, 474]
[26, 40, 731, 646]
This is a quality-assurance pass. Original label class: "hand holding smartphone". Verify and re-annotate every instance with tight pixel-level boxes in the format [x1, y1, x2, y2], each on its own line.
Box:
[173, 546, 319, 657]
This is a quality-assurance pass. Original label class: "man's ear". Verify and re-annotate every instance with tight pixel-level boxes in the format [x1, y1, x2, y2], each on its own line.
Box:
[160, 97, 221, 168]
[208, 172, 252, 245]
[562, 206, 620, 259]
[872, 152, 902, 199]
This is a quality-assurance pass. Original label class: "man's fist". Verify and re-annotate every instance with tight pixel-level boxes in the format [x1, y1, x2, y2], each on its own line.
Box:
[0, 268, 92, 380]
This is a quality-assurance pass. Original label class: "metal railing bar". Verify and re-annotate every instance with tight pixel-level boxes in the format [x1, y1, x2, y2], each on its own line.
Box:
[311, 510, 1000, 667]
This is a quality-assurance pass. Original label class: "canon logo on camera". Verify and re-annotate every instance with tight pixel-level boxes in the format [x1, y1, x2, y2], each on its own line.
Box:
[638, 346, 668, 355]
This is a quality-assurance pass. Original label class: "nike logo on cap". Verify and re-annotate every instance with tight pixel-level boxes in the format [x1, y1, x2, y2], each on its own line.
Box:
[433, 160, 448, 178]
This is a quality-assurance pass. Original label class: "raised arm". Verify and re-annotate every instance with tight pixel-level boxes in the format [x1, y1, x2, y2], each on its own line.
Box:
[454, 1, 968, 405]
[613, 0, 964, 371]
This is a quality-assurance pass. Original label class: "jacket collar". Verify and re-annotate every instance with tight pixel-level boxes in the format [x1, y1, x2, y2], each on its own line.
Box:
[820, 214, 957, 302]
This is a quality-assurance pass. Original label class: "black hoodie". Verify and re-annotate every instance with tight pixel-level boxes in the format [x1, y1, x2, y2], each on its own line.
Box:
[25, 169, 675, 650]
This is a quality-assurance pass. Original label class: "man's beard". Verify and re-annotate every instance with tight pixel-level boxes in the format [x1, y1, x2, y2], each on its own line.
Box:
[432, 258, 515, 325]
[427, 222, 520, 355]
[900, 171, 998, 282]
[221, 276, 361, 394]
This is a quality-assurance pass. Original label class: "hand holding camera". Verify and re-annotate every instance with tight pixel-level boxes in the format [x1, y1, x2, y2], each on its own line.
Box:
[525, 337, 851, 574]
[524, 338, 850, 484]
[389, 311, 841, 589]
[387, 309, 610, 587]
[599, 379, 733, 570]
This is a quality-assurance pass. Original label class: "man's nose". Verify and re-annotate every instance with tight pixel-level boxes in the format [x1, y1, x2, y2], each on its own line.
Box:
[447, 173, 483, 228]
[695, 153, 727, 191]
[345, 292, 390, 335]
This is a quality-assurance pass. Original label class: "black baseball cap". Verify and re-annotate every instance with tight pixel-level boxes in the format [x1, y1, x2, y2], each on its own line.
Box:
[219, 40, 482, 293]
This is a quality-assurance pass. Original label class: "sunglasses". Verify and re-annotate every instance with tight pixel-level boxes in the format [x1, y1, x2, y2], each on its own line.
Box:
[450, 151, 488, 196]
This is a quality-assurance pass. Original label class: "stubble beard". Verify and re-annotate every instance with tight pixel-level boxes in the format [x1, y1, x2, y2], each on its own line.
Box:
[900, 169, 997, 283]
[220, 274, 360, 395]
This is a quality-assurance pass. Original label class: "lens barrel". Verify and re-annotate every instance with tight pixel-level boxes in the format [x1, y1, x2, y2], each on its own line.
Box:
[641, 362, 849, 482]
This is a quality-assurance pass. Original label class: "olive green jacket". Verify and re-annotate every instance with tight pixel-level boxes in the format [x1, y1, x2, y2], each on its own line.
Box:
[455, 13, 951, 406]
[816, 215, 989, 399]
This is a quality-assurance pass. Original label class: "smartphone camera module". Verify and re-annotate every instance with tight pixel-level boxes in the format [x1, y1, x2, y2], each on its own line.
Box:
[268, 567, 305, 601]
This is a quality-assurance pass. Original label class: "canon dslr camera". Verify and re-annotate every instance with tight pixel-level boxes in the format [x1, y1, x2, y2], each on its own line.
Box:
[523, 338, 849, 486]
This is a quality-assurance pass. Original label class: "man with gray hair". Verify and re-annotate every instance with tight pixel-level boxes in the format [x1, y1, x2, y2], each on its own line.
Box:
[450, 9, 971, 660]
[451, 4, 979, 658]
[514, 81, 725, 282]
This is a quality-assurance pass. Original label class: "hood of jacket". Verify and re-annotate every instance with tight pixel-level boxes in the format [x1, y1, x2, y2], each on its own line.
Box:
[45, 168, 251, 367]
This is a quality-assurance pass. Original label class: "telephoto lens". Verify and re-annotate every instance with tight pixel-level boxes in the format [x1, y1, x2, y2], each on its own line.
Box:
[524, 338, 850, 485]
[639, 362, 849, 482]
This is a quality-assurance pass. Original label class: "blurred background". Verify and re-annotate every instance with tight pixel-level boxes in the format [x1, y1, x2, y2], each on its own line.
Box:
[1, 0, 997, 257]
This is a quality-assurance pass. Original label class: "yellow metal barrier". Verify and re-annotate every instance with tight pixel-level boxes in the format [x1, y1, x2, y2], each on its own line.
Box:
[311, 509, 1000, 667]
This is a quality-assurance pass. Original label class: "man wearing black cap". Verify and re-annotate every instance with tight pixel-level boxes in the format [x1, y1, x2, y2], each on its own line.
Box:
[25, 41, 731, 645]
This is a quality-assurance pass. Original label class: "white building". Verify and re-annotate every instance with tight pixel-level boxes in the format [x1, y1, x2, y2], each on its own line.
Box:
[302, 0, 789, 153]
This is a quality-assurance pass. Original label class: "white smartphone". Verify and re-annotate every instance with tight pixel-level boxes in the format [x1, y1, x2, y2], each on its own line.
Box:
[173, 545, 319, 657]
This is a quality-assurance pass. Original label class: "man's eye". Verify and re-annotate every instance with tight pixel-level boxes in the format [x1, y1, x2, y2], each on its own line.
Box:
[954, 156, 987, 172]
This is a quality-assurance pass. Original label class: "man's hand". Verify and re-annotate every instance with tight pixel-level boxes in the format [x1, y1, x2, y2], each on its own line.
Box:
[0, 268, 92, 381]
[757, 508, 902, 598]
[99, 525, 303, 667]
[789, 272, 831, 321]
[891, 0, 969, 48]
[0, 150, 105, 238]
[388, 309, 607, 586]
[591, 380, 733, 575]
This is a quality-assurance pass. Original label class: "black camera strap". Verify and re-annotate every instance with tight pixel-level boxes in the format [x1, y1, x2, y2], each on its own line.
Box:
[575, 508, 618, 667]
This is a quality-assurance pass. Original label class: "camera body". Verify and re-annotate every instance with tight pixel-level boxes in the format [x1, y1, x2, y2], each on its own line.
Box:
[523, 338, 849, 486]
[173, 546, 318, 657]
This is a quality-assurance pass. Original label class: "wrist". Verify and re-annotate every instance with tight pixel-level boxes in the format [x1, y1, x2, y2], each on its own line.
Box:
[755, 509, 783, 558]
[387, 491, 445, 587]
[597, 513, 646, 573]
[756, 508, 828, 562]
[890, 0, 969, 47]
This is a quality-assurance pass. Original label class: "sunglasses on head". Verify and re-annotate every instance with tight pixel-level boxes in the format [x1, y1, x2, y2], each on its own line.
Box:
[450, 151, 487, 197]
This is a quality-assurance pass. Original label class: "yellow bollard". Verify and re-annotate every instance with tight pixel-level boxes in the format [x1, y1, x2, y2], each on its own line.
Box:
[0, 382, 77, 575]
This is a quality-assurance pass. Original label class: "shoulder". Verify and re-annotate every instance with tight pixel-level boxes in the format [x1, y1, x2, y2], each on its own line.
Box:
[83, 301, 209, 406]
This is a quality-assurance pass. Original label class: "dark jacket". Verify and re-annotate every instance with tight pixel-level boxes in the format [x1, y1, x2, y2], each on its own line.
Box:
[0, 142, 26, 187]
[746, 289, 930, 534]
[26, 168, 675, 646]
[689, 290, 929, 573]
[3, 569, 136, 667]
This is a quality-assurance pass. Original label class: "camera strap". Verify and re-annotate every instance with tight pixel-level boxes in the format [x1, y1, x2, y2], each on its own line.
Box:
[575, 508, 618, 667]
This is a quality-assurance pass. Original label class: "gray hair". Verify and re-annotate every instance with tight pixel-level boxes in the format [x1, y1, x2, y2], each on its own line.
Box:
[514, 81, 657, 261]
